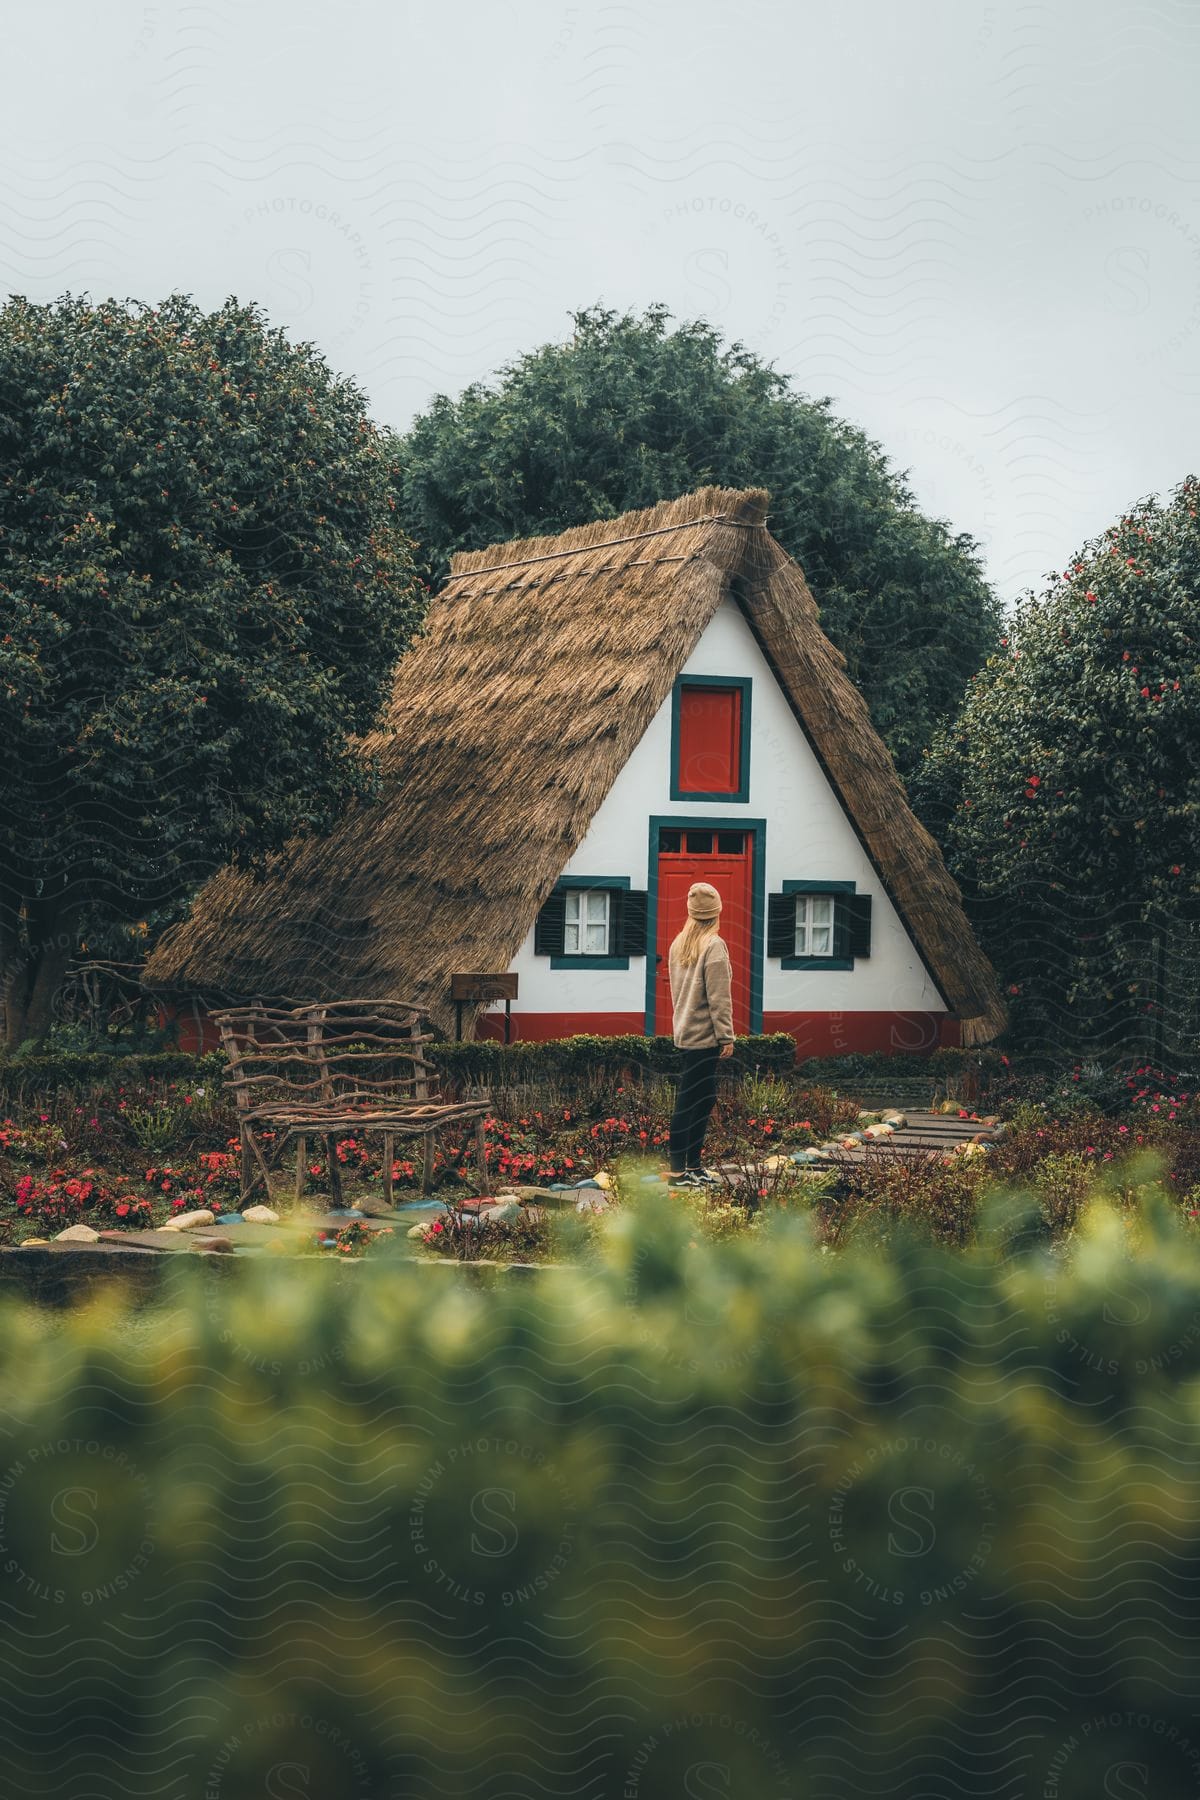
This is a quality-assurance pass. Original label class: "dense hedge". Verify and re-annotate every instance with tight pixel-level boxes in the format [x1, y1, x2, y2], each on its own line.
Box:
[0, 1199, 1197, 1795]
[798, 1044, 1014, 1080]
[428, 1031, 800, 1086]
[0, 1035, 800, 1102]
[0, 1038, 1005, 1105]
[0, 1049, 228, 1104]
[0, 1039, 1138, 1107]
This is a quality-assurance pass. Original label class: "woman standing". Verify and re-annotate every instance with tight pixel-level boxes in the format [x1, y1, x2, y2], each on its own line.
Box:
[667, 881, 735, 1182]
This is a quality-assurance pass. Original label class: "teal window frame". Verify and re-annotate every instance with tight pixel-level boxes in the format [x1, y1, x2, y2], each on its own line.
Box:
[670, 675, 752, 804]
[644, 816, 765, 1035]
[549, 876, 631, 970]
[781, 878, 856, 970]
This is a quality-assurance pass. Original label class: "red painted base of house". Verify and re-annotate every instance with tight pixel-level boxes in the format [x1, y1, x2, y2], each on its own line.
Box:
[159, 1003, 959, 1060]
[155, 1005, 223, 1054]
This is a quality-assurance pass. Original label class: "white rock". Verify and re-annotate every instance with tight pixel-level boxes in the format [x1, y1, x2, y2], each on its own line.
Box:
[53, 1224, 101, 1243]
[480, 1200, 524, 1226]
[241, 1205, 280, 1224]
[160, 1209, 216, 1232]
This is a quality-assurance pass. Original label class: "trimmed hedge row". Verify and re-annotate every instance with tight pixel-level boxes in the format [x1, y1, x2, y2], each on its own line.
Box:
[796, 1046, 1008, 1085]
[0, 1200, 1197, 1795]
[0, 1038, 1013, 1104]
[0, 1048, 229, 1104]
[0, 1035, 800, 1101]
[426, 1031, 800, 1086]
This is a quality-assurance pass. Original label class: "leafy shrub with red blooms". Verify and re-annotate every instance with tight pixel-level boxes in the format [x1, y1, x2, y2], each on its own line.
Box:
[141, 1164, 190, 1198]
[915, 474, 1200, 1059]
[586, 1113, 669, 1167]
[13, 1169, 102, 1233]
[988, 1111, 1200, 1203]
[333, 1137, 373, 1171]
[197, 1149, 239, 1193]
[418, 1204, 547, 1262]
[97, 1193, 155, 1228]
[308, 1220, 395, 1258]
[170, 1188, 225, 1216]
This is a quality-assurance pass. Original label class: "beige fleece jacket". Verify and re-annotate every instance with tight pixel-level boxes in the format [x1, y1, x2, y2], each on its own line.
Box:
[669, 934, 735, 1049]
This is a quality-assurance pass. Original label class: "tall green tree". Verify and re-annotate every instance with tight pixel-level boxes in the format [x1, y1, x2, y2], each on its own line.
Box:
[914, 477, 1200, 1062]
[397, 304, 1001, 773]
[0, 292, 424, 1048]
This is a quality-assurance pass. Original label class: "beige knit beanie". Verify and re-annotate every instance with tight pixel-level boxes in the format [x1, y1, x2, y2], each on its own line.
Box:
[686, 881, 722, 922]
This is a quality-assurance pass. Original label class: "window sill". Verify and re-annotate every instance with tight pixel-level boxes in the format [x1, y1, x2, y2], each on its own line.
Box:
[779, 956, 855, 971]
[549, 955, 632, 970]
[669, 787, 751, 805]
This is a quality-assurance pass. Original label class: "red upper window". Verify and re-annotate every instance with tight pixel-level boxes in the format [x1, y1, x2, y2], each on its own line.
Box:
[676, 683, 742, 795]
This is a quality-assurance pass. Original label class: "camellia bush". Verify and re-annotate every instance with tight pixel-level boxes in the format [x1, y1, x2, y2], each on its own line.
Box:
[0, 292, 424, 1048]
[0, 1196, 1198, 1796]
[915, 476, 1200, 1061]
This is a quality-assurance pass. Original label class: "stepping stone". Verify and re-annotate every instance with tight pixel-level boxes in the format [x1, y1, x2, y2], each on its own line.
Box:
[95, 1230, 197, 1254]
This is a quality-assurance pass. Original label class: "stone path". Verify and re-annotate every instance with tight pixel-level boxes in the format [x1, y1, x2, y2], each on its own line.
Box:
[791, 1109, 1003, 1169]
[703, 1108, 1004, 1187]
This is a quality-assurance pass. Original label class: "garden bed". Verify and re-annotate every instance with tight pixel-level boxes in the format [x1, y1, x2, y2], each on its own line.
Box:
[0, 1057, 1197, 1268]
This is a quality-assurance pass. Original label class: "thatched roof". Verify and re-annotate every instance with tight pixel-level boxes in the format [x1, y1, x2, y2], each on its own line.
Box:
[144, 486, 1006, 1044]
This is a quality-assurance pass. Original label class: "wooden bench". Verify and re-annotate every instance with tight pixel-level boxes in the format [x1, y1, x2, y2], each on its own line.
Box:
[213, 1000, 491, 1209]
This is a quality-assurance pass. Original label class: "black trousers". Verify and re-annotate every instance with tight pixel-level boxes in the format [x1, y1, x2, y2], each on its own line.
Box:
[669, 1046, 721, 1175]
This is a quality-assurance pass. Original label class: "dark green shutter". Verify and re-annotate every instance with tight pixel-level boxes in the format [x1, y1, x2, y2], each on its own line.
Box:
[613, 889, 648, 956]
[836, 892, 872, 959]
[533, 889, 566, 956]
[832, 896, 850, 960]
[846, 893, 872, 958]
[767, 892, 796, 958]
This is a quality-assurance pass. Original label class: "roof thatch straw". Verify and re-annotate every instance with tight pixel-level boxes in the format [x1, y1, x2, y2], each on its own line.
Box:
[145, 486, 1006, 1044]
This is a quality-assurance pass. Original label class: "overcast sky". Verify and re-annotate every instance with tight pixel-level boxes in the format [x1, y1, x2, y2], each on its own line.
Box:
[4, 0, 1199, 604]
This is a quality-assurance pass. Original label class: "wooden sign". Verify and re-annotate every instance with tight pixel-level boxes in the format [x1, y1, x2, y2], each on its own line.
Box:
[450, 973, 519, 1002]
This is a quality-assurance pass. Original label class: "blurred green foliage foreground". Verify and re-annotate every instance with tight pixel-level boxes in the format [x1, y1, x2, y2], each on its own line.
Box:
[2, 1191, 1200, 1799]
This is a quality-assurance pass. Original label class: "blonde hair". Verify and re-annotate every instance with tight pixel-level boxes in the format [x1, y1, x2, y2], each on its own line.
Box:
[671, 916, 721, 967]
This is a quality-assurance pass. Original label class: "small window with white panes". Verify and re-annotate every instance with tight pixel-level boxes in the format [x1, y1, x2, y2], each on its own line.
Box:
[795, 892, 835, 957]
[563, 888, 610, 956]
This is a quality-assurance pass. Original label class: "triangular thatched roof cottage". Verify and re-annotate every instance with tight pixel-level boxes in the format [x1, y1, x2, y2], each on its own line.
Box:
[146, 487, 1005, 1053]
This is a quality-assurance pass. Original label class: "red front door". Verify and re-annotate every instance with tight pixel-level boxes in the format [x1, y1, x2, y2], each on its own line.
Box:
[654, 827, 754, 1036]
